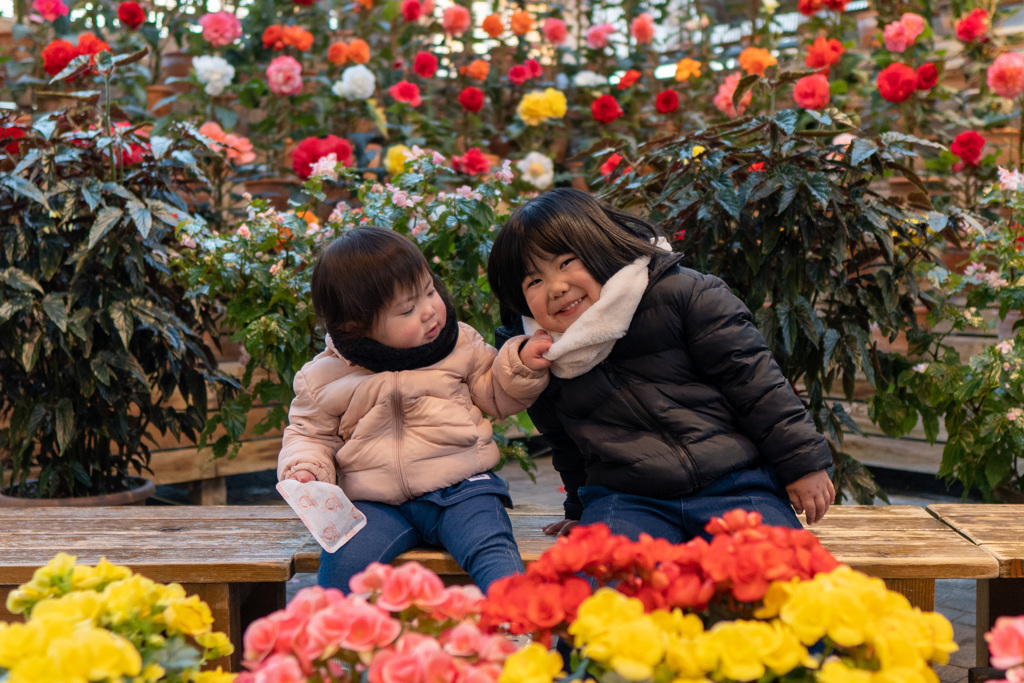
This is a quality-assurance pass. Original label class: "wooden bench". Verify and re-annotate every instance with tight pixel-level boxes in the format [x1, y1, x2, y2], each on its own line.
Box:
[294, 504, 1000, 611]
[0, 506, 309, 672]
[928, 504, 1024, 666]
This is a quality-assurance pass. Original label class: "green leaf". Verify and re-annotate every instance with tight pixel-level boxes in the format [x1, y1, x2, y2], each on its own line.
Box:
[126, 199, 153, 239]
[715, 183, 742, 219]
[804, 174, 830, 210]
[87, 207, 124, 249]
[1, 268, 44, 293]
[42, 293, 67, 333]
[849, 138, 878, 166]
[732, 74, 760, 113]
[55, 399, 74, 455]
[2, 175, 51, 210]
[108, 301, 133, 349]
[150, 136, 173, 160]
[774, 110, 799, 135]
[48, 54, 92, 83]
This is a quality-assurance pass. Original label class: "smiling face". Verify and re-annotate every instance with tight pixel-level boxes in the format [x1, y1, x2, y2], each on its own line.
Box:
[370, 272, 447, 348]
[522, 252, 602, 334]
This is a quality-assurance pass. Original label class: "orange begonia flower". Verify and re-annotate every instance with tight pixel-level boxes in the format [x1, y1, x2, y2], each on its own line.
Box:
[737, 46, 777, 76]
[482, 13, 504, 38]
[354, 0, 372, 10]
[463, 59, 490, 81]
[509, 10, 533, 36]
[262, 25, 284, 50]
[348, 38, 370, 64]
[328, 41, 350, 66]
[675, 57, 701, 82]
[283, 25, 314, 51]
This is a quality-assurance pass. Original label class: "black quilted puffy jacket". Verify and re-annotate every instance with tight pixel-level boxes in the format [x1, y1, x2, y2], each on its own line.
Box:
[496, 253, 833, 520]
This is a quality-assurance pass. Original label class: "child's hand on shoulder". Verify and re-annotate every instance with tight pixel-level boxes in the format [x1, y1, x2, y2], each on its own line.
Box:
[521, 330, 554, 371]
[785, 469, 835, 525]
[288, 470, 317, 483]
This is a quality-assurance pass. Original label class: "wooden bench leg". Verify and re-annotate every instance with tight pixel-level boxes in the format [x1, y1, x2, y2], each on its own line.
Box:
[238, 581, 287, 645]
[976, 578, 1024, 667]
[883, 578, 934, 611]
[187, 477, 228, 506]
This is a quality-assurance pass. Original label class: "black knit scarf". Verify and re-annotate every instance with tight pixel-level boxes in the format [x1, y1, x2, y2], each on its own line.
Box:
[331, 299, 459, 373]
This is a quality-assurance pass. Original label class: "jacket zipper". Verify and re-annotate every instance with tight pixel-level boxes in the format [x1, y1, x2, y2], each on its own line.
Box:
[601, 364, 702, 488]
[392, 374, 413, 500]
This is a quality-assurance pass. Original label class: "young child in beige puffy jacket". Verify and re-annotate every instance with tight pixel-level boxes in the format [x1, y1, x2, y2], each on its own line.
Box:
[278, 227, 552, 592]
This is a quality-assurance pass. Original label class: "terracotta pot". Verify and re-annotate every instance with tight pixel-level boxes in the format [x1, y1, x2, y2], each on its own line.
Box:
[159, 50, 194, 93]
[985, 127, 1021, 168]
[938, 242, 972, 274]
[146, 84, 175, 117]
[994, 484, 1024, 504]
[0, 476, 155, 507]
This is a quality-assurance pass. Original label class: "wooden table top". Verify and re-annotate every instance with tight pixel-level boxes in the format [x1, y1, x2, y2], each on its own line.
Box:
[0, 506, 308, 584]
[293, 504, 1000, 579]
[928, 504, 1024, 578]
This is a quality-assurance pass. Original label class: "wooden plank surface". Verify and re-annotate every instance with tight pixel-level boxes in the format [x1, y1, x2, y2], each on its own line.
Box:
[0, 507, 307, 584]
[928, 504, 1024, 577]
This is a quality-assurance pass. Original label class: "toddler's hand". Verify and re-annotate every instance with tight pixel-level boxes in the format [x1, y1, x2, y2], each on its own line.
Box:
[543, 519, 578, 537]
[521, 330, 553, 371]
[288, 470, 317, 484]
[786, 469, 836, 525]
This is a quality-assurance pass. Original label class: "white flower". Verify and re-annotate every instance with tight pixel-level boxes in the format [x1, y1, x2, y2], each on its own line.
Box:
[432, 151, 445, 164]
[683, 18, 699, 31]
[455, 185, 482, 201]
[495, 160, 514, 184]
[236, 225, 251, 239]
[761, 0, 779, 13]
[333, 65, 376, 101]
[180, 235, 197, 249]
[573, 70, 607, 88]
[516, 152, 554, 189]
[192, 55, 235, 96]
[998, 166, 1023, 191]
[1008, 408, 1023, 422]
[912, 363, 929, 373]
[310, 153, 339, 182]
[997, 340, 1015, 355]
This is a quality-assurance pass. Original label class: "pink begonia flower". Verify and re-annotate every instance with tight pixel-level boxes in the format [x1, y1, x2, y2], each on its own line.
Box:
[432, 584, 484, 621]
[442, 5, 471, 35]
[253, 653, 305, 683]
[999, 166, 1023, 191]
[542, 17, 568, 44]
[988, 52, 1024, 100]
[237, 225, 251, 239]
[713, 72, 752, 118]
[586, 23, 615, 49]
[631, 12, 656, 44]
[180, 235, 197, 248]
[477, 633, 518, 662]
[376, 561, 446, 612]
[432, 151, 446, 164]
[267, 56, 303, 96]
[350, 561, 394, 593]
[464, 663, 503, 683]
[421, 0, 434, 16]
[199, 11, 242, 48]
[32, 0, 68, 21]
[442, 621, 483, 657]
[495, 160, 514, 184]
[883, 21, 908, 52]
[901, 13, 926, 42]
[988, 615, 1024, 669]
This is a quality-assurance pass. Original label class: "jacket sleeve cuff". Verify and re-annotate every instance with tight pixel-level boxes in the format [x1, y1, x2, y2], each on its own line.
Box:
[503, 335, 549, 380]
[280, 461, 335, 484]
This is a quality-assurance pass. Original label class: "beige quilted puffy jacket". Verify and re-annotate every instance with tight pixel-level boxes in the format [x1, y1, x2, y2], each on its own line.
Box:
[277, 323, 547, 504]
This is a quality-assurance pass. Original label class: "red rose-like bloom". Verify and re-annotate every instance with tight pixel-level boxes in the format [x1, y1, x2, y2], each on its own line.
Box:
[77, 32, 110, 56]
[916, 63, 939, 90]
[876, 63, 918, 103]
[117, 2, 146, 29]
[401, 0, 422, 21]
[749, 162, 765, 172]
[805, 36, 844, 72]
[451, 147, 491, 175]
[458, 86, 484, 112]
[655, 90, 679, 113]
[292, 135, 354, 179]
[525, 59, 543, 79]
[600, 153, 632, 177]
[822, 0, 847, 10]
[292, 0, 315, 5]
[412, 51, 438, 79]
[0, 127, 27, 155]
[389, 80, 422, 107]
[956, 8, 988, 43]
[591, 94, 623, 124]
[617, 69, 641, 90]
[797, 0, 821, 16]
[950, 131, 985, 167]
[262, 25, 284, 50]
[508, 65, 530, 86]
[42, 40, 80, 76]
[793, 73, 830, 110]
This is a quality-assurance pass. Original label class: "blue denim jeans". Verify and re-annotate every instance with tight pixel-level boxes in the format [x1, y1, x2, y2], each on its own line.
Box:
[577, 466, 801, 543]
[318, 475, 523, 593]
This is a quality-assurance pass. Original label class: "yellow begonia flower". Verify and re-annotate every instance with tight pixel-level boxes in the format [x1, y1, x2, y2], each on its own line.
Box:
[650, 608, 704, 639]
[192, 666, 236, 683]
[29, 591, 103, 624]
[196, 631, 235, 658]
[8, 653, 81, 683]
[664, 633, 710, 679]
[136, 663, 167, 683]
[0, 620, 72, 669]
[498, 643, 565, 683]
[63, 628, 143, 681]
[102, 575, 161, 623]
[516, 89, 567, 126]
[160, 595, 215, 637]
[542, 88, 567, 119]
[595, 617, 666, 681]
[817, 659, 873, 683]
[569, 588, 645, 644]
[691, 145, 706, 157]
[385, 145, 412, 175]
[675, 58, 701, 82]
[6, 586, 47, 615]
[71, 557, 132, 592]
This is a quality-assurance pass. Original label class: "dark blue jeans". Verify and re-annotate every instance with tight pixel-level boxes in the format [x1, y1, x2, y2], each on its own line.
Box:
[318, 480, 523, 593]
[577, 466, 801, 543]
